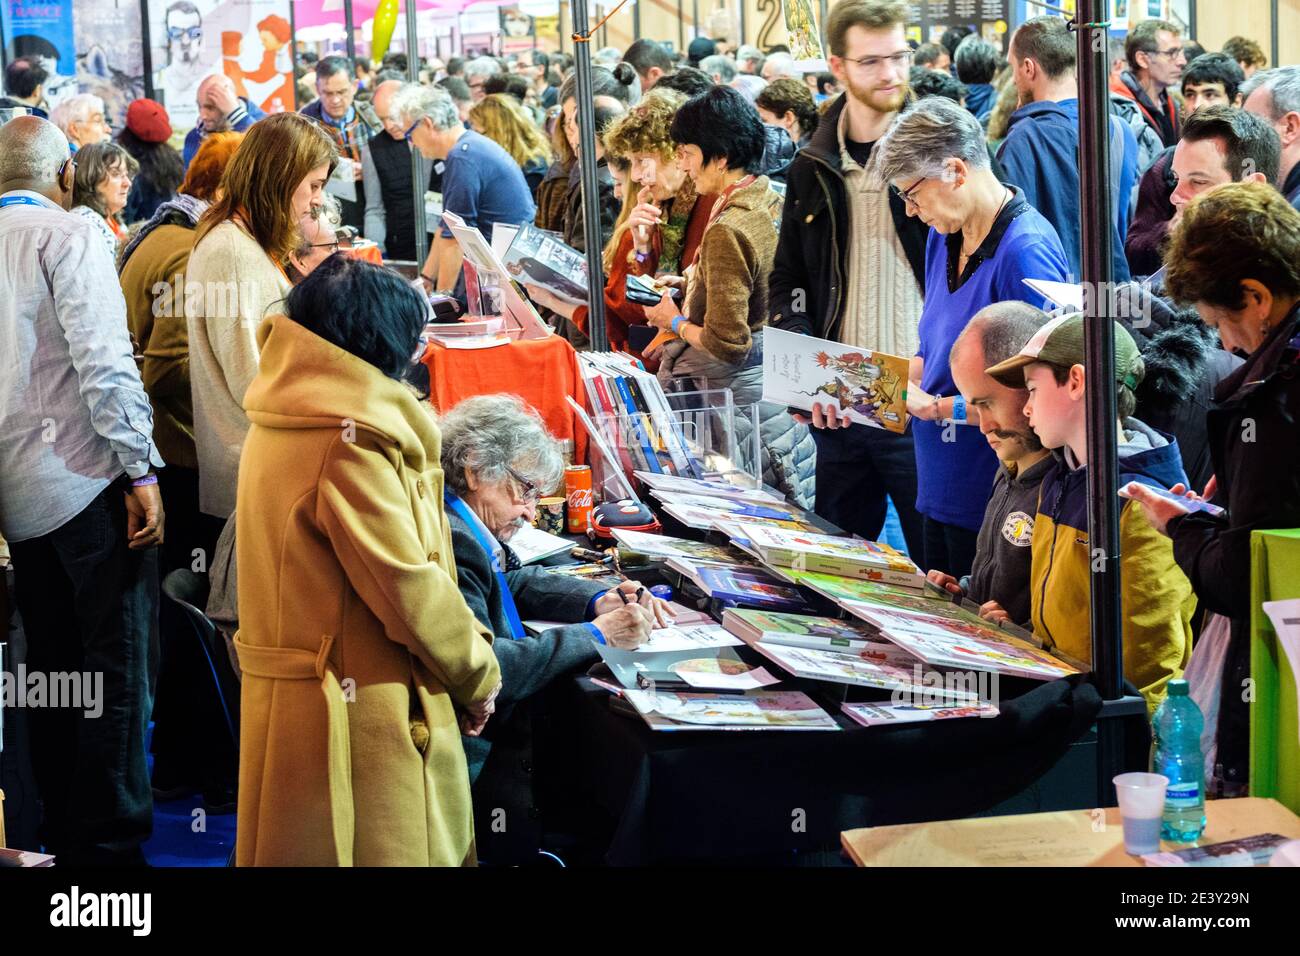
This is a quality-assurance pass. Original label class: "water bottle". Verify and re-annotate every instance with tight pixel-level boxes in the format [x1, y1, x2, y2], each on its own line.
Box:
[1151, 678, 1207, 842]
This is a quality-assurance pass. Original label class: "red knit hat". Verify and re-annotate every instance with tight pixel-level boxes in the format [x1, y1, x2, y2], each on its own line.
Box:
[126, 98, 173, 143]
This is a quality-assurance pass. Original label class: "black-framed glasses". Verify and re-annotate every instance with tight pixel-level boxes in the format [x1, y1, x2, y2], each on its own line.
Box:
[505, 465, 541, 504]
[843, 50, 913, 73]
[1151, 47, 1187, 60]
[890, 177, 927, 208]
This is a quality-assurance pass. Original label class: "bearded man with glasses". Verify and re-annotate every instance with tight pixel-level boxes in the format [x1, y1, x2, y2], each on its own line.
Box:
[1112, 18, 1186, 148]
[768, 0, 931, 562]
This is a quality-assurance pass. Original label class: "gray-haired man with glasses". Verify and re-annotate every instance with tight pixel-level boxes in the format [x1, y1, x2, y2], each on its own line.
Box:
[768, 0, 930, 560]
[1112, 18, 1185, 147]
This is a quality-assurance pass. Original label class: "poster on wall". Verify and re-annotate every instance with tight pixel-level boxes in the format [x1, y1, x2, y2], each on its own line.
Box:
[5, 0, 79, 105]
[74, 0, 145, 132]
[148, 0, 293, 133]
[782, 0, 827, 70]
[499, 5, 537, 54]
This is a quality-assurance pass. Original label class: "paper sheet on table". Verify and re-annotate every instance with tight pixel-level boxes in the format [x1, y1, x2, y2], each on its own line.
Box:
[325, 157, 358, 202]
[491, 223, 520, 261]
[1023, 278, 1083, 311]
[1263, 598, 1300, 748]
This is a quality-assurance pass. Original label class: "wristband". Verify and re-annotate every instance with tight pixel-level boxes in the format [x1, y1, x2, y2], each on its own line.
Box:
[671, 315, 685, 335]
[634, 250, 651, 265]
[951, 395, 967, 423]
[132, 473, 159, 487]
[584, 622, 606, 645]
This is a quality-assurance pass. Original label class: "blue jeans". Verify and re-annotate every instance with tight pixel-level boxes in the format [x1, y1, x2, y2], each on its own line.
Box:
[9, 485, 158, 864]
[811, 425, 925, 558]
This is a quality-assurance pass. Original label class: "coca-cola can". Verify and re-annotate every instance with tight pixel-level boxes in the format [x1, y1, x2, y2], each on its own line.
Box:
[564, 465, 593, 533]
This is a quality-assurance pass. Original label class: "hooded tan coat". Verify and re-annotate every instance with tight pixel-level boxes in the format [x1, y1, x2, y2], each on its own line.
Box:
[233, 313, 500, 866]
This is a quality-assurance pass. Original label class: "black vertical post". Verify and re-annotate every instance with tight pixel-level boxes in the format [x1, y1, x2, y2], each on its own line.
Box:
[572, 1, 608, 351]
[344, 0, 357, 63]
[1076, 0, 1125, 806]
[141, 0, 156, 102]
[678, 0, 685, 51]
[287, 0, 298, 109]
[693, 0, 700, 44]
[1271, 0, 1279, 72]
[407, 0, 428, 266]
[739, 0, 746, 47]
[633, 0, 641, 40]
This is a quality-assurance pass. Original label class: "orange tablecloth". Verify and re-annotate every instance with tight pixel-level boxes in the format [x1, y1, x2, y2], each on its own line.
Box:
[345, 241, 384, 266]
[421, 334, 588, 467]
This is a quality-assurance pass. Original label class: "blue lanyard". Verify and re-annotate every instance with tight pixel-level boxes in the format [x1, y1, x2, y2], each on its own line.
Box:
[0, 195, 45, 209]
[444, 491, 525, 640]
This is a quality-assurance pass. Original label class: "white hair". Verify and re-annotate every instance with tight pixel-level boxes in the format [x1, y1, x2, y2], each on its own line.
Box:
[1241, 66, 1300, 119]
[701, 55, 737, 83]
[0, 116, 70, 185]
[439, 394, 565, 498]
[737, 45, 765, 70]
[593, 46, 623, 69]
[50, 93, 106, 134]
[463, 56, 503, 80]
[871, 96, 991, 184]
[391, 82, 460, 132]
[763, 52, 801, 80]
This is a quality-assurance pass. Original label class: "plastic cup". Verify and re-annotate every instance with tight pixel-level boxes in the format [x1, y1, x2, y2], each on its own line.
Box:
[1114, 772, 1169, 855]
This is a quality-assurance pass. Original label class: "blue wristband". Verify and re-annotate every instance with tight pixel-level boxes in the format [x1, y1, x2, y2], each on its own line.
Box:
[951, 395, 967, 423]
[671, 315, 685, 335]
[585, 593, 602, 621]
[584, 622, 606, 645]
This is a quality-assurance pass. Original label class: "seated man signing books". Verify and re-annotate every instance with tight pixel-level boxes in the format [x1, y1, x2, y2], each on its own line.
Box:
[985, 311, 1194, 712]
[925, 302, 1056, 629]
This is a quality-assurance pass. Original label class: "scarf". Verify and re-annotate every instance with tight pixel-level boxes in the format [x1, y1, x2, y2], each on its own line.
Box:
[118, 192, 210, 271]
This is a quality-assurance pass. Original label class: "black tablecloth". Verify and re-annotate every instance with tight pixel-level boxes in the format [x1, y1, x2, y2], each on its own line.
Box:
[555, 674, 1110, 865]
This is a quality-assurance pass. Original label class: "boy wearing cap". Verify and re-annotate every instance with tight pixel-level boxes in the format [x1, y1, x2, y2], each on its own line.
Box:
[985, 312, 1194, 712]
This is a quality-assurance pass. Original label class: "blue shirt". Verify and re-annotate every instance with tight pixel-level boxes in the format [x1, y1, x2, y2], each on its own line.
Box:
[438, 129, 536, 239]
[997, 98, 1138, 283]
[914, 187, 1070, 532]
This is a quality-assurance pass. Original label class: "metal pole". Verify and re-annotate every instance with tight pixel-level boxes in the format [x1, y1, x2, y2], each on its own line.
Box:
[818, 0, 828, 48]
[1271, 0, 1279, 73]
[571, 1, 609, 350]
[1076, 0, 1125, 806]
[344, 0, 357, 64]
[739, 0, 745, 47]
[693, 0, 700, 43]
[678, 0, 685, 51]
[407, 0, 428, 266]
[287, 0, 298, 110]
[634, 0, 641, 40]
[140, 0, 155, 102]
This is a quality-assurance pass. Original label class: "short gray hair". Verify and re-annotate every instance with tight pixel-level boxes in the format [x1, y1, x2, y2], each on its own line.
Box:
[391, 82, 460, 131]
[764, 52, 801, 80]
[1240, 66, 1300, 119]
[440, 394, 565, 498]
[871, 97, 990, 184]
[50, 93, 105, 134]
[464, 56, 502, 80]
[954, 300, 1051, 370]
[737, 45, 765, 71]
[593, 46, 623, 68]
[700, 55, 737, 83]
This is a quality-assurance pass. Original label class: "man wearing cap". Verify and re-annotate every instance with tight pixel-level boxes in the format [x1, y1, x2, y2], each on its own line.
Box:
[985, 311, 1194, 713]
[183, 73, 265, 169]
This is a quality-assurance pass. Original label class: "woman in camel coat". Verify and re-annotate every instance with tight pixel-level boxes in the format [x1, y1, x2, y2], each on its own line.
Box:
[233, 255, 501, 866]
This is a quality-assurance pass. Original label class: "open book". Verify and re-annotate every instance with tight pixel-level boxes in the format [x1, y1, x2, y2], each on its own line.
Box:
[503, 223, 589, 304]
[762, 327, 910, 434]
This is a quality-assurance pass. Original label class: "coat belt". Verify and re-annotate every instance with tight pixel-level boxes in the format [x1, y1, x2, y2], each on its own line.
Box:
[234, 633, 337, 681]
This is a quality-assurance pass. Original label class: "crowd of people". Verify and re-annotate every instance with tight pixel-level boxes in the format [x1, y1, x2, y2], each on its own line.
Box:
[1, 0, 1299, 866]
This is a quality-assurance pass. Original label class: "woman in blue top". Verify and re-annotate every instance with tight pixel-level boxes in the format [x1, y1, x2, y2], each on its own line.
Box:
[872, 97, 1070, 579]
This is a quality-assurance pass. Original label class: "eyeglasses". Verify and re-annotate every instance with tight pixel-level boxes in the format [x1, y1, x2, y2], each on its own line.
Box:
[403, 118, 422, 142]
[505, 466, 541, 504]
[890, 177, 927, 209]
[168, 26, 202, 42]
[843, 50, 913, 74]
[1151, 47, 1187, 61]
[57, 157, 76, 181]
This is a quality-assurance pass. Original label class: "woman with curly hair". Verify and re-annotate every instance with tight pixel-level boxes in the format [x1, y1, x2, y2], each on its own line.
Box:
[469, 92, 552, 193]
[525, 89, 716, 358]
[70, 140, 138, 258]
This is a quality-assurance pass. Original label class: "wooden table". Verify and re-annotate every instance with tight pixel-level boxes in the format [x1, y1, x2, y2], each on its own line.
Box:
[841, 797, 1300, 866]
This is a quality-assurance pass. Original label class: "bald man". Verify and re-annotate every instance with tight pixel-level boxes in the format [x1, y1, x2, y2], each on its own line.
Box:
[361, 78, 438, 261]
[0, 116, 165, 865]
[182, 72, 266, 168]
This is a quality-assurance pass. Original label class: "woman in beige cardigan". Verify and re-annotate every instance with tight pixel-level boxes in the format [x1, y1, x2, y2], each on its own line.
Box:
[186, 112, 337, 520]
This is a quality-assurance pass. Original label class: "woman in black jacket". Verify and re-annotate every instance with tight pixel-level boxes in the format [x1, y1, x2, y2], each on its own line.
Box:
[1128, 183, 1300, 795]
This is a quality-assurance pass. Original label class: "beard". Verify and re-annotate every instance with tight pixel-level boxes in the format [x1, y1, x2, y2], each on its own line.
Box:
[843, 72, 908, 115]
[993, 425, 1044, 454]
[496, 516, 529, 543]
